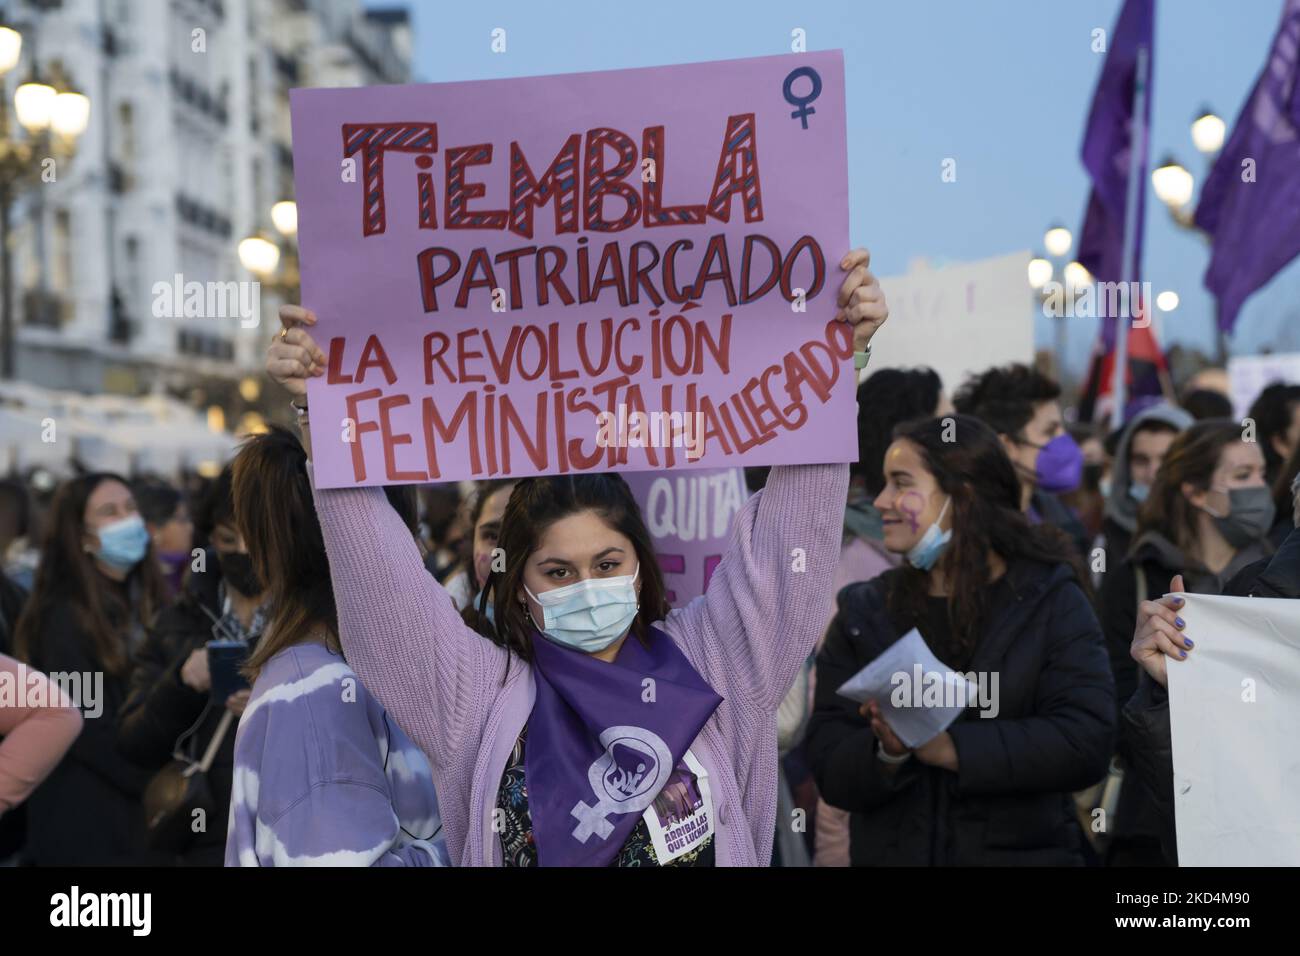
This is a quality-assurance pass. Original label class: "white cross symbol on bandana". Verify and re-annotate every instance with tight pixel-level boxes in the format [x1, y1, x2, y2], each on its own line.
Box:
[570, 726, 673, 843]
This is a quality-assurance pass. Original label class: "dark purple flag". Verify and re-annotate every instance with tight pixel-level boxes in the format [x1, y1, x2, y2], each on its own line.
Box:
[1195, 0, 1300, 333]
[1076, 0, 1155, 422]
[1078, 0, 1154, 351]
[525, 625, 722, 867]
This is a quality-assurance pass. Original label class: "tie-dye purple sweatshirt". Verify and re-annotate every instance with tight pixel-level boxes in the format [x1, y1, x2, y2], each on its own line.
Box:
[225, 640, 450, 866]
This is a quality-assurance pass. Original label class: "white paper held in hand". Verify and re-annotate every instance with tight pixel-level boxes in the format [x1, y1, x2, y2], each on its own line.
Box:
[836, 628, 976, 749]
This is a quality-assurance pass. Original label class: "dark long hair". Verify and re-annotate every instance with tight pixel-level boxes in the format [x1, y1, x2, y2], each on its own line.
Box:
[1272, 438, 1300, 524]
[462, 479, 517, 634]
[481, 473, 669, 662]
[886, 415, 1086, 657]
[1136, 420, 1244, 557]
[14, 472, 167, 677]
[233, 426, 339, 678]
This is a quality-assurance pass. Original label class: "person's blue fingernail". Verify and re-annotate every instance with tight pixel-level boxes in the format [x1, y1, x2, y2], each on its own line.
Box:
[1184, 638, 1193, 648]
[1173, 597, 1185, 606]
[1175, 616, 1185, 628]
[1179, 650, 1187, 658]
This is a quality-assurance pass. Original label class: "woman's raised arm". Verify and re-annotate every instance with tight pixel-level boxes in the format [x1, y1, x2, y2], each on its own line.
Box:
[270, 304, 506, 770]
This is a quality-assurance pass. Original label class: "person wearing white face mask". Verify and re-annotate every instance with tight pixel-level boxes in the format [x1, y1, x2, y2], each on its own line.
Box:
[805, 415, 1115, 866]
[1099, 420, 1274, 866]
[266, 247, 890, 867]
[12, 473, 168, 865]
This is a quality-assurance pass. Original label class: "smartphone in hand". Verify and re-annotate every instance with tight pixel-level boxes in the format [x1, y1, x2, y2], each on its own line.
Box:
[207, 640, 250, 704]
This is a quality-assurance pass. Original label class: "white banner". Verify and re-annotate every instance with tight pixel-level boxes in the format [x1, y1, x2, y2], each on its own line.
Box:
[1169, 593, 1300, 866]
[873, 251, 1034, 394]
[1228, 352, 1300, 420]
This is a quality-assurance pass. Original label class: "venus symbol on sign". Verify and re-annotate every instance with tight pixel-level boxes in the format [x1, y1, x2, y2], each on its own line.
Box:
[783, 66, 823, 129]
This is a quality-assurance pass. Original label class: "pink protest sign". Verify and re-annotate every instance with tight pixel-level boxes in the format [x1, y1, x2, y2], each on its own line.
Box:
[624, 467, 749, 607]
[290, 52, 851, 488]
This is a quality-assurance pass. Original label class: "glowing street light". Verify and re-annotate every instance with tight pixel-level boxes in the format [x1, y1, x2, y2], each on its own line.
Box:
[238, 234, 281, 278]
[0, 26, 22, 75]
[1152, 156, 1195, 209]
[1028, 256, 1053, 290]
[13, 78, 55, 132]
[1044, 225, 1073, 258]
[1191, 108, 1226, 155]
[1063, 261, 1092, 290]
[271, 200, 298, 237]
[1156, 290, 1180, 312]
[50, 88, 90, 138]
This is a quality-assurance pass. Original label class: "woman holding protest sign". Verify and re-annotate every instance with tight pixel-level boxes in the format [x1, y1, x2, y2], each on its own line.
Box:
[265, 248, 887, 866]
[804, 414, 1115, 866]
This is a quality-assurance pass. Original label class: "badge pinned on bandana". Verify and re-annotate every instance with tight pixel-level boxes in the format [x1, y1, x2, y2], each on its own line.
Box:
[571, 726, 672, 841]
[525, 625, 722, 866]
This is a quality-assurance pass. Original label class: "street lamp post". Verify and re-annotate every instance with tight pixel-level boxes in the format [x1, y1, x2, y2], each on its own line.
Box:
[237, 202, 298, 425]
[1150, 107, 1229, 366]
[1027, 224, 1086, 391]
[0, 16, 90, 379]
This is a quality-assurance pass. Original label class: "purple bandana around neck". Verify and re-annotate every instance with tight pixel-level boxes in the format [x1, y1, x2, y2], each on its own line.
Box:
[525, 625, 723, 867]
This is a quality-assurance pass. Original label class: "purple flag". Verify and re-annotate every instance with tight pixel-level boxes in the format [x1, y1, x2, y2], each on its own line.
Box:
[525, 626, 722, 866]
[1077, 0, 1154, 351]
[1195, 0, 1300, 334]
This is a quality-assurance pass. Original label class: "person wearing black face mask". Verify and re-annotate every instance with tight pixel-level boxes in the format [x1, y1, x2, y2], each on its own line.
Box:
[1097, 421, 1274, 866]
[118, 465, 271, 866]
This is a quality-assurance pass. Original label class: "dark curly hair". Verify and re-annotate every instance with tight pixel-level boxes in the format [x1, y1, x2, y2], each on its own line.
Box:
[952, 363, 1061, 439]
[1247, 383, 1300, 482]
[855, 367, 943, 493]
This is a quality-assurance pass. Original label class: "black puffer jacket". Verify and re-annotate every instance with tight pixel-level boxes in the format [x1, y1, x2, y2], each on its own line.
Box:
[117, 556, 241, 866]
[1099, 529, 1270, 863]
[806, 558, 1115, 866]
[1121, 526, 1300, 864]
[23, 598, 157, 865]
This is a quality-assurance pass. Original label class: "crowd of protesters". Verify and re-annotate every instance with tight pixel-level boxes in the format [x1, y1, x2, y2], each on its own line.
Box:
[0, 252, 1297, 866]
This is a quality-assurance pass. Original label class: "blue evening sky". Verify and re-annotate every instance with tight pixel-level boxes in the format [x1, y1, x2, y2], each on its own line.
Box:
[370, 0, 1298, 377]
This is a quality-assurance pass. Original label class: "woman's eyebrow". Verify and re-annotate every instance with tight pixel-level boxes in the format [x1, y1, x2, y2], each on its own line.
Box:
[536, 556, 576, 567]
[592, 547, 626, 561]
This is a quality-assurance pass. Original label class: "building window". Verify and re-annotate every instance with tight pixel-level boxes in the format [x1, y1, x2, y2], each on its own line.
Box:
[53, 209, 72, 295]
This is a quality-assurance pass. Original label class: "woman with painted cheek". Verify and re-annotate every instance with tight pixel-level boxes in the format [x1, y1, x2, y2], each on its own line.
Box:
[1098, 421, 1272, 865]
[12, 474, 169, 865]
[267, 247, 888, 866]
[806, 415, 1115, 866]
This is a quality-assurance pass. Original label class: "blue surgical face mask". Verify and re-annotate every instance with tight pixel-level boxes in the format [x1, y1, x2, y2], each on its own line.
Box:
[906, 497, 952, 571]
[524, 563, 640, 653]
[1129, 482, 1150, 504]
[93, 513, 149, 572]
